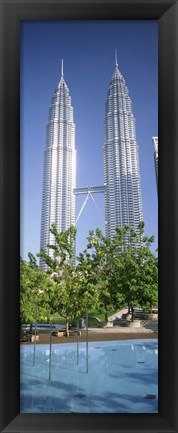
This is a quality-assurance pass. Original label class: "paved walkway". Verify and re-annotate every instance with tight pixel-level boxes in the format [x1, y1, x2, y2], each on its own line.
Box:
[21, 325, 158, 345]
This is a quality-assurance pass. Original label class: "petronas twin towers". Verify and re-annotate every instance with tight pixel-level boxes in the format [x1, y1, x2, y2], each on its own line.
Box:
[40, 53, 143, 268]
[104, 53, 143, 237]
[40, 60, 76, 268]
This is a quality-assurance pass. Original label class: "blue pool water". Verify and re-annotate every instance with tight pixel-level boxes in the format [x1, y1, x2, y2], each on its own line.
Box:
[20, 339, 158, 413]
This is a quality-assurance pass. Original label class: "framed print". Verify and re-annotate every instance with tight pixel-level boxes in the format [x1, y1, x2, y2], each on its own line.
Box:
[0, 0, 178, 432]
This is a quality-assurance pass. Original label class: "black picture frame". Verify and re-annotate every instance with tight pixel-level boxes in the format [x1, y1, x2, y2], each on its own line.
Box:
[0, 0, 177, 432]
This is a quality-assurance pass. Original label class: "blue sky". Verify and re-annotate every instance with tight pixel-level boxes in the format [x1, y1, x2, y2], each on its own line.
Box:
[20, 20, 158, 262]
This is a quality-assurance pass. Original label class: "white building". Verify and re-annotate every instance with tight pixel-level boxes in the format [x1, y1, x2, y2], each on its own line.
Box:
[103, 52, 143, 238]
[40, 61, 76, 269]
[152, 136, 158, 193]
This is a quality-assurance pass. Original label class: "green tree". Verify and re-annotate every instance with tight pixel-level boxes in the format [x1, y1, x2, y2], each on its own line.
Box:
[20, 256, 55, 329]
[119, 222, 158, 320]
[37, 223, 99, 335]
[78, 222, 158, 322]
[37, 223, 77, 271]
[78, 227, 125, 321]
[49, 263, 100, 335]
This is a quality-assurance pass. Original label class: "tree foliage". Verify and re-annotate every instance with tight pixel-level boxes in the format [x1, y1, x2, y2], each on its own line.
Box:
[20, 256, 55, 325]
[77, 222, 158, 320]
[37, 223, 77, 271]
[119, 222, 158, 317]
[20, 222, 158, 332]
[37, 223, 99, 334]
[77, 227, 125, 321]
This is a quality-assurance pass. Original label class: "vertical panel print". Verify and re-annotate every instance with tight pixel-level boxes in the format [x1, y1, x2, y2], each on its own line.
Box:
[20, 20, 158, 414]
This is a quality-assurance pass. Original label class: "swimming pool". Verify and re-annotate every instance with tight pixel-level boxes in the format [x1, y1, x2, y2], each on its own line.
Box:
[20, 339, 158, 413]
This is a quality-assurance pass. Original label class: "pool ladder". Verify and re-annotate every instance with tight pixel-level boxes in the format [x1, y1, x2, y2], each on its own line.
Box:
[32, 314, 89, 380]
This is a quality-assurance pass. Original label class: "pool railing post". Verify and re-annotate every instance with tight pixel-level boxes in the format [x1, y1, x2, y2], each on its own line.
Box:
[33, 323, 37, 367]
[86, 313, 88, 374]
[49, 322, 52, 381]
[77, 319, 79, 366]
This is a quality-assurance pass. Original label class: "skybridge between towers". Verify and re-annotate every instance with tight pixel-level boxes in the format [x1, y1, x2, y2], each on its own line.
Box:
[73, 185, 106, 224]
[74, 185, 106, 196]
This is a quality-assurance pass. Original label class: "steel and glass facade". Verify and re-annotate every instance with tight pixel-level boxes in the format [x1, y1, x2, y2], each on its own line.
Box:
[104, 59, 143, 238]
[152, 136, 158, 193]
[40, 56, 144, 268]
[40, 64, 76, 269]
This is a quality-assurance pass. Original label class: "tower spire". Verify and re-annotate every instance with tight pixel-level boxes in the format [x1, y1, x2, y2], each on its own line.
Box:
[115, 48, 118, 67]
[61, 58, 64, 77]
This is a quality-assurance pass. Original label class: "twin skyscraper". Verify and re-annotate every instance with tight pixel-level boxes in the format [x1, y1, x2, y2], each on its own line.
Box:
[40, 53, 143, 269]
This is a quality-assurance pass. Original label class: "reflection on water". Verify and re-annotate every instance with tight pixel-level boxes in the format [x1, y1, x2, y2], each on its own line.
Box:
[20, 339, 158, 413]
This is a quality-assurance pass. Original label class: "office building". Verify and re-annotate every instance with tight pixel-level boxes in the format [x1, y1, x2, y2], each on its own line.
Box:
[40, 61, 76, 269]
[152, 136, 158, 193]
[103, 52, 143, 238]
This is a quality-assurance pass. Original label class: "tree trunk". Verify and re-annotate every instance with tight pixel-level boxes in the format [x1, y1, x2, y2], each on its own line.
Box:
[104, 300, 108, 322]
[66, 318, 69, 337]
[131, 306, 134, 322]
